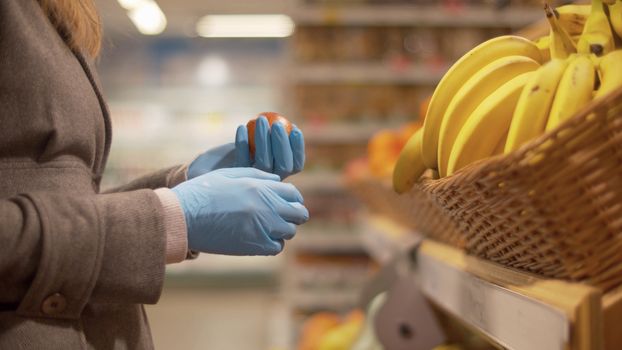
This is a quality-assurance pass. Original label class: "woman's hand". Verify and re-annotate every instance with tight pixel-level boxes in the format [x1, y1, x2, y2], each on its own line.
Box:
[187, 116, 305, 180]
[171, 167, 309, 255]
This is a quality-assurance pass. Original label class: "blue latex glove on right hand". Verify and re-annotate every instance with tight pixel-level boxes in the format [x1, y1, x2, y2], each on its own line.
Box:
[171, 167, 309, 255]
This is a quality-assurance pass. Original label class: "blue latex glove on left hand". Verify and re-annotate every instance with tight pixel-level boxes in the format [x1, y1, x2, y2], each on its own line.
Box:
[187, 116, 305, 180]
[172, 167, 309, 255]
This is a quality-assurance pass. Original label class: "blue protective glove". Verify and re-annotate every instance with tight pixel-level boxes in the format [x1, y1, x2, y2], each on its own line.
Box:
[171, 167, 309, 255]
[187, 116, 305, 180]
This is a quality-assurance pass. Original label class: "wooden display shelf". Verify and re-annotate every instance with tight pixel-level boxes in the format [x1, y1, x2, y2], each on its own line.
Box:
[417, 239, 602, 350]
[361, 217, 614, 349]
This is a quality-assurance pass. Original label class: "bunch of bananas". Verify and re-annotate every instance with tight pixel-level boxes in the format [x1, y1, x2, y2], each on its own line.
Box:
[393, 0, 622, 194]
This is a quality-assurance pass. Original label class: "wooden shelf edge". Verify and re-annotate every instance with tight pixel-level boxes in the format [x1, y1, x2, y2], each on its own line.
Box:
[417, 239, 603, 350]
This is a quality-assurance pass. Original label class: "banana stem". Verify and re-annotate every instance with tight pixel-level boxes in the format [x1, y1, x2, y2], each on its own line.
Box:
[544, 3, 578, 58]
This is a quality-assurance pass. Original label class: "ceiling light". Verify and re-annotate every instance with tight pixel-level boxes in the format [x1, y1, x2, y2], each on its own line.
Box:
[196, 15, 295, 38]
[127, 1, 167, 35]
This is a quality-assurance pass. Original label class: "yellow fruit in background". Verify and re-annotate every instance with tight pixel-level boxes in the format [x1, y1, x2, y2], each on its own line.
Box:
[368, 130, 402, 179]
[298, 312, 342, 350]
[317, 312, 365, 350]
[432, 345, 464, 350]
[368, 123, 422, 180]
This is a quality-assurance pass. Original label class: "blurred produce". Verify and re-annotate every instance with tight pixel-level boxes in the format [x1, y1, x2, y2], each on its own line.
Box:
[317, 310, 365, 350]
[432, 345, 464, 350]
[351, 292, 385, 350]
[298, 312, 342, 350]
[366, 121, 421, 179]
[297, 310, 365, 350]
[393, 1, 622, 191]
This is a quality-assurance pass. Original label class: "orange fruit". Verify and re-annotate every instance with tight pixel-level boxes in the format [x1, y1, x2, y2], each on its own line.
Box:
[247, 112, 293, 156]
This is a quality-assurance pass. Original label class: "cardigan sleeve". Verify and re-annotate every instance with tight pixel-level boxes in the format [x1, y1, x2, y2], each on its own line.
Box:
[104, 165, 188, 193]
[0, 189, 167, 319]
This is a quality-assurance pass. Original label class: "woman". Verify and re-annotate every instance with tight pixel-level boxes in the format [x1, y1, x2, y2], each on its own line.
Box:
[0, 0, 309, 348]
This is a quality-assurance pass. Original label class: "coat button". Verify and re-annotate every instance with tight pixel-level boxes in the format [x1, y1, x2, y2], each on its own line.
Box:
[41, 293, 67, 315]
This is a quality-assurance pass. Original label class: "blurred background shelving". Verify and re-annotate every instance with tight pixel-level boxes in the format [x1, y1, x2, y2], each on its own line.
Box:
[282, 3, 540, 345]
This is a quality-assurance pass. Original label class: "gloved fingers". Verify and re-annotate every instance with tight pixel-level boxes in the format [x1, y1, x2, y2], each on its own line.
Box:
[218, 167, 280, 181]
[290, 126, 305, 173]
[254, 116, 273, 172]
[271, 122, 294, 178]
[187, 143, 237, 179]
[235, 125, 252, 167]
[275, 201, 309, 225]
[265, 238, 284, 256]
[263, 181, 304, 203]
[268, 220, 297, 240]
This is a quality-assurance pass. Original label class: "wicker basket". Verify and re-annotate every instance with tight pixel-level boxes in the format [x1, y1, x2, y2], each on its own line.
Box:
[409, 87, 622, 291]
[348, 178, 465, 248]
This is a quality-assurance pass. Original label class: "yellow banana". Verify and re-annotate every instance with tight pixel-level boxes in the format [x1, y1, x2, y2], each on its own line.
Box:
[535, 36, 552, 62]
[546, 54, 596, 130]
[545, 3, 577, 59]
[447, 72, 532, 175]
[609, 1, 622, 40]
[392, 128, 425, 194]
[534, 34, 582, 63]
[505, 59, 568, 153]
[603, 0, 616, 5]
[421, 36, 542, 170]
[577, 0, 615, 56]
[595, 50, 622, 99]
[493, 131, 509, 155]
[437, 56, 540, 177]
[555, 4, 591, 36]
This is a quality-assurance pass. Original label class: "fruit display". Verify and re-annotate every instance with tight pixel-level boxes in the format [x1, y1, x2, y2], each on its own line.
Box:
[298, 312, 342, 350]
[393, 0, 622, 193]
[297, 310, 365, 350]
[368, 122, 422, 179]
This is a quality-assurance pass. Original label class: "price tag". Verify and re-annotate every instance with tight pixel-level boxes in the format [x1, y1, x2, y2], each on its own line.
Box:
[418, 250, 569, 350]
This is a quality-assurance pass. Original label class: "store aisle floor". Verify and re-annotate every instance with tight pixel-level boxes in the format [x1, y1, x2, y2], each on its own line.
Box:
[146, 285, 286, 350]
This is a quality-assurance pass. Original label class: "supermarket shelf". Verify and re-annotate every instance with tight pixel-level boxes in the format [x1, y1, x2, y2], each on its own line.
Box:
[303, 123, 393, 144]
[290, 290, 361, 311]
[291, 5, 541, 28]
[294, 233, 363, 254]
[287, 171, 345, 191]
[361, 214, 420, 264]
[291, 62, 447, 84]
[414, 240, 602, 350]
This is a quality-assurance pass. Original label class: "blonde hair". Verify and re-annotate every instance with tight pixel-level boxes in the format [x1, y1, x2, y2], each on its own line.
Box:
[38, 0, 102, 57]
